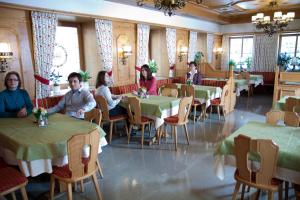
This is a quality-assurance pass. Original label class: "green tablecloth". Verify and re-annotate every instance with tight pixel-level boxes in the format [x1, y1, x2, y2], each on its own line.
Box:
[202, 78, 248, 89]
[216, 121, 300, 172]
[121, 94, 180, 118]
[0, 113, 106, 161]
[175, 84, 222, 100]
[275, 96, 300, 111]
[250, 75, 263, 82]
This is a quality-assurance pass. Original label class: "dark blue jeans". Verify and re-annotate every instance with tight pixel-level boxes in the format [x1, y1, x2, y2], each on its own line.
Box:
[109, 105, 127, 117]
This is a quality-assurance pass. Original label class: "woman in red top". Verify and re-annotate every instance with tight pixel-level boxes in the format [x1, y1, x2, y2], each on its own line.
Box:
[139, 64, 157, 95]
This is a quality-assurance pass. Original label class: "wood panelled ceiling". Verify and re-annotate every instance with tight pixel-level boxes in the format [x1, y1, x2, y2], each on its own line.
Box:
[106, 0, 300, 24]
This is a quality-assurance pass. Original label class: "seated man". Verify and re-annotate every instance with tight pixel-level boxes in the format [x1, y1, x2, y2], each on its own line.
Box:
[47, 72, 96, 119]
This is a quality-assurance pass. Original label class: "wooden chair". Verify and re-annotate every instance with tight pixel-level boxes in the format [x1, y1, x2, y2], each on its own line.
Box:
[84, 108, 102, 126]
[294, 105, 300, 114]
[210, 84, 230, 121]
[266, 110, 284, 125]
[50, 130, 102, 200]
[280, 88, 300, 98]
[0, 161, 28, 200]
[161, 87, 178, 98]
[95, 95, 128, 144]
[284, 111, 300, 127]
[181, 85, 201, 123]
[232, 134, 283, 200]
[159, 96, 193, 151]
[241, 72, 253, 97]
[126, 97, 153, 148]
[284, 97, 300, 112]
[84, 108, 104, 179]
[163, 83, 178, 89]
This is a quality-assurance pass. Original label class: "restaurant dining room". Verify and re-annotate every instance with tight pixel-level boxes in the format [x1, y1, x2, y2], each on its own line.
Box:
[0, 0, 300, 199]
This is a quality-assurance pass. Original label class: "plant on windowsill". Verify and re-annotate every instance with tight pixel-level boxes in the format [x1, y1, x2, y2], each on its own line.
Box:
[229, 59, 236, 70]
[50, 70, 62, 94]
[244, 57, 252, 71]
[278, 53, 292, 71]
[79, 70, 92, 89]
[194, 51, 204, 66]
[148, 60, 158, 76]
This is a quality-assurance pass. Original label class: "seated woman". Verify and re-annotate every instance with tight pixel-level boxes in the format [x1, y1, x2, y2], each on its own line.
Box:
[95, 71, 126, 117]
[0, 71, 33, 118]
[140, 64, 157, 95]
[186, 61, 203, 85]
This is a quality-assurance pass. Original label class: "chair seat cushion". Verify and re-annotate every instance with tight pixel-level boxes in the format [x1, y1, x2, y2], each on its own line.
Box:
[53, 158, 90, 179]
[164, 114, 179, 124]
[193, 100, 201, 105]
[0, 167, 27, 193]
[211, 98, 221, 105]
[141, 116, 152, 123]
[110, 114, 127, 121]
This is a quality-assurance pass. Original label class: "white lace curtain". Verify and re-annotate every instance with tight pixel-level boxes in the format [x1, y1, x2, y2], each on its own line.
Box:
[252, 34, 279, 72]
[95, 19, 113, 84]
[166, 28, 176, 77]
[207, 33, 214, 64]
[136, 24, 150, 82]
[188, 31, 198, 63]
[221, 35, 230, 71]
[31, 11, 58, 99]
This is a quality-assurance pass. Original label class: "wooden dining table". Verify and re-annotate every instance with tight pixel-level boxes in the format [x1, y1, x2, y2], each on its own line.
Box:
[215, 121, 300, 184]
[0, 113, 107, 177]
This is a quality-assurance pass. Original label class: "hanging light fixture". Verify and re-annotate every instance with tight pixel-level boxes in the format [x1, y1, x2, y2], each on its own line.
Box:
[251, 1, 295, 36]
[137, 0, 203, 16]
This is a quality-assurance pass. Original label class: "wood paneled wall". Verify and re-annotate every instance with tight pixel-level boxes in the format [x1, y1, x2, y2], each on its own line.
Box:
[83, 21, 136, 86]
[0, 7, 35, 98]
[175, 29, 189, 77]
[150, 28, 169, 77]
[212, 35, 222, 70]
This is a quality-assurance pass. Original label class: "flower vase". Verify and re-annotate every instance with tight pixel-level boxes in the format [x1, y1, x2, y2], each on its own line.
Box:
[53, 85, 60, 94]
[83, 82, 89, 90]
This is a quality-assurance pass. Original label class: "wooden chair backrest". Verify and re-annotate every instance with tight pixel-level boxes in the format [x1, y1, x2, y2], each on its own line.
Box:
[181, 84, 188, 97]
[266, 110, 284, 125]
[293, 105, 300, 114]
[185, 85, 196, 102]
[284, 111, 300, 127]
[161, 88, 178, 98]
[164, 83, 178, 89]
[68, 130, 100, 180]
[284, 97, 300, 112]
[127, 97, 142, 124]
[241, 72, 250, 81]
[280, 72, 300, 82]
[234, 134, 279, 186]
[220, 84, 230, 106]
[280, 89, 297, 98]
[295, 88, 300, 96]
[94, 96, 110, 121]
[178, 96, 193, 123]
[84, 108, 102, 126]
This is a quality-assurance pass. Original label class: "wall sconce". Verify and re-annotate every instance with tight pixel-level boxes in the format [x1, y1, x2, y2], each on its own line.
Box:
[0, 43, 13, 73]
[118, 45, 132, 65]
[178, 46, 188, 62]
[214, 47, 223, 59]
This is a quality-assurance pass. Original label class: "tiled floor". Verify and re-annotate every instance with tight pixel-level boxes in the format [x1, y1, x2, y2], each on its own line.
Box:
[24, 94, 297, 200]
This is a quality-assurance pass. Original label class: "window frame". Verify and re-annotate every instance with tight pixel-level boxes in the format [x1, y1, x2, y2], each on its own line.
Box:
[279, 33, 300, 71]
[229, 35, 254, 69]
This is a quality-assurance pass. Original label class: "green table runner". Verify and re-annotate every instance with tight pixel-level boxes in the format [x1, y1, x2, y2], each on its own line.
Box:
[275, 96, 300, 111]
[216, 121, 300, 172]
[0, 113, 106, 161]
[121, 94, 180, 118]
[175, 84, 222, 100]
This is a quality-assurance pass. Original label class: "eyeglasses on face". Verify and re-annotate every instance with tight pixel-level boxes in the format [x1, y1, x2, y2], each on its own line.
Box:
[7, 79, 19, 82]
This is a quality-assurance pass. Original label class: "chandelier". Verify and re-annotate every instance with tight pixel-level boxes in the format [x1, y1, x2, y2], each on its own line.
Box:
[251, 1, 295, 36]
[137, 0, 202, 16]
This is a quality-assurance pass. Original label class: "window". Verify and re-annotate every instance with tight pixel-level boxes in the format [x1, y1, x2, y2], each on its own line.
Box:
[229, 36, 254, 70]
[279, 34, 300, 71]
[52, 25, 81, 84]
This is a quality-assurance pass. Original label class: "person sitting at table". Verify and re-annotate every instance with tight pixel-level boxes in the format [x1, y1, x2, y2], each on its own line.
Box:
[95, 71, 126, 117]
[186, 61, 203, 85]
[140, 64, 157, 95]
[47, 72, 96, 119]
[0, 71, 33, 118]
